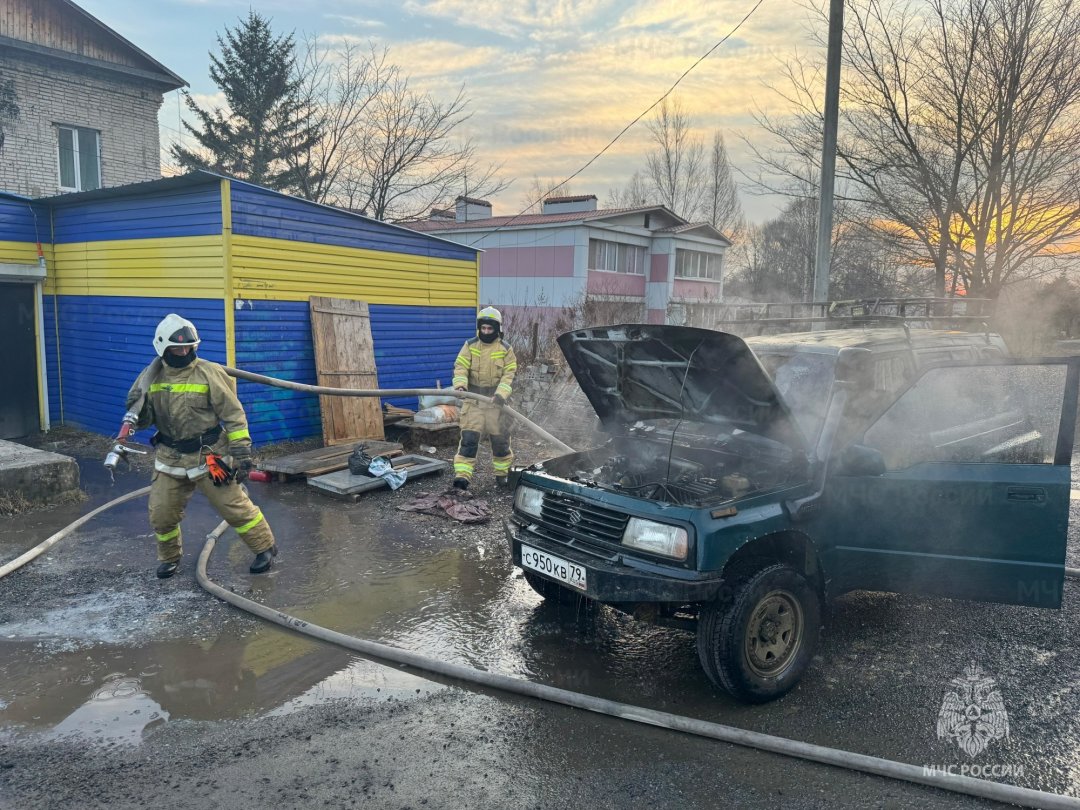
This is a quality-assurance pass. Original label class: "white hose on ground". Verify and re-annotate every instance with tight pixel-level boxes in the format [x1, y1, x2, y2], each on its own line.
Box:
[194, 519, 1080, 810]
[222, 366, 574, 454]
[7, 490, 1080, 808]
[0, 486, 150, 578]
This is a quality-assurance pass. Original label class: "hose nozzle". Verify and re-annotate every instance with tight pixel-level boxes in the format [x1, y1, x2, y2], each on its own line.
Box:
[103, 442, 148, 483]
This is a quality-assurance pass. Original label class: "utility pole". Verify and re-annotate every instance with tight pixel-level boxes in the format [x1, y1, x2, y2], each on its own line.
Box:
[813, 0, 845, 306]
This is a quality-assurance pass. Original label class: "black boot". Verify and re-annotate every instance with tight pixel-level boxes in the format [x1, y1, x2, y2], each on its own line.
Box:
[250, 545, 278, 574]
[156, 560, 179, 579]
[453, 477, 469, 490]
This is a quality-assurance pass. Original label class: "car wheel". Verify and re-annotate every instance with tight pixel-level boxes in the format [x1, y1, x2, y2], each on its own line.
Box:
[696, 563, 820, 703]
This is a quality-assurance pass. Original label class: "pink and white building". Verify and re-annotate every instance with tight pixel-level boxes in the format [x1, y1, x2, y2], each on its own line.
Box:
[406, 195, 731, 333]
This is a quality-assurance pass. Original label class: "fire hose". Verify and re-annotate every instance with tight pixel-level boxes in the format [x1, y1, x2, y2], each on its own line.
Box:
[221, 366, 574, 455]
[5, 487, 1080, 809]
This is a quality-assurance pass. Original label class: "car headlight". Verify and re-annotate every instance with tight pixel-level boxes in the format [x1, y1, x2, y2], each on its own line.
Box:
[514, 485, 544, 518]
[622, 517, 688, 560]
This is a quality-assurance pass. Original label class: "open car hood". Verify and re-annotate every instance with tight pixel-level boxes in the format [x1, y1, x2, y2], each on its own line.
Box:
[557, 324, 809, 451]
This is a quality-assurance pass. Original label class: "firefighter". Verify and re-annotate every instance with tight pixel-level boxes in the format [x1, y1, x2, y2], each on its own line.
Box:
[124, 314, 278, 579]
[451, 306, 518, 489]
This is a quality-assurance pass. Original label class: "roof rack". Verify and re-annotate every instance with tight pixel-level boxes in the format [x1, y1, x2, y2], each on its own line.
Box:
[715, 297, 994, 334]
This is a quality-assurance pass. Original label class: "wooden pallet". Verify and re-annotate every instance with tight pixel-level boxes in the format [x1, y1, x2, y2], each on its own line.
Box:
[308, 454, 449, 501]
[258, 440, 403, 482]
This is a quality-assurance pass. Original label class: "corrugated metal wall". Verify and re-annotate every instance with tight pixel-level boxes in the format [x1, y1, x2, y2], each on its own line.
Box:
[235, 300, 475, 444]
[234, 301, 320, 445]
[48, 185, 224, 299]
[32, 174, 481, 445]
[50, 185, 222, 243]
[0, 195, 50, 264]
[229, 183, 477, 308]
[42, 295, 226, 436]
[230, 183, 474, 260]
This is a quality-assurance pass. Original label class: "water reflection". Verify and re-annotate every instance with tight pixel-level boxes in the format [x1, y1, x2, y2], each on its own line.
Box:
[48, 673, 168, 746]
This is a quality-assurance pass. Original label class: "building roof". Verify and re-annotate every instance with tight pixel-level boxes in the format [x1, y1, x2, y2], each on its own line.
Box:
[655, 222, 733, 245]
[0, 0, 186, 90]
[403, 204, 684, 233]
[544, 194, 597, 203]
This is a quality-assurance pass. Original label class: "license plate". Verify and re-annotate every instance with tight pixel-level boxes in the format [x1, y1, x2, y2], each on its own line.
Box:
[520, 544, 587, 592]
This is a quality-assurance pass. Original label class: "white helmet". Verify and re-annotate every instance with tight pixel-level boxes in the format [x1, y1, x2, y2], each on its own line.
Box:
[477, 306, 503, 341]
[477, 305, 502, 325]
[153, 314, 201, 357]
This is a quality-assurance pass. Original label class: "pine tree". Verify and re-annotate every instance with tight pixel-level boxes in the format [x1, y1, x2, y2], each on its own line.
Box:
[171, 11, 322, 194]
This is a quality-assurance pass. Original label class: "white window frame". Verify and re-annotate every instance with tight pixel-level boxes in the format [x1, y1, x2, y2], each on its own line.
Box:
[588, 238, 646, 274]
[57, 125, 101, 192]
[675, 248, 723, 281]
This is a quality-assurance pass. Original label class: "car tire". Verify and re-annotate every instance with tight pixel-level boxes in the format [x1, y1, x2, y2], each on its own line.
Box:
[696, 563, 820, 703]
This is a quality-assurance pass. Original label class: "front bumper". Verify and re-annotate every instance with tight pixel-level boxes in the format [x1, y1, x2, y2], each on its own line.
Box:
[505, 518, 723, 604]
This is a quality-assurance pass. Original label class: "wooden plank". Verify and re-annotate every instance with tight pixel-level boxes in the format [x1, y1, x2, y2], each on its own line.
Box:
[302, 448, 403, 478]
[308, 455, 449, 499]
[309, 296, 385, 445]
[259, 440, 402, 476]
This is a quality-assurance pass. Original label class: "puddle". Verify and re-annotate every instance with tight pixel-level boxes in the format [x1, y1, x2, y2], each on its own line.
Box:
[9, 459, 1080, 798]
[0, 478, 711, 745]
[46, 673, 169, 746]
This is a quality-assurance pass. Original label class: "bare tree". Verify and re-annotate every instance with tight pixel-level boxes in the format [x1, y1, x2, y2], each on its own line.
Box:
[338, 77, 508, 221]
[751, 0, 1080, 298]
[284, 38, 508, 220]
[644, 97, 706, 218]
[285, 36, 391, 204]
[608, 98, 744, 228]
[520, 176, 576, 214]
[703, 132, 745, 239]
[604, 171, 651, 208]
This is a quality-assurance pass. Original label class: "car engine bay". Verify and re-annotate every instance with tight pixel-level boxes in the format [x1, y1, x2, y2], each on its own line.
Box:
[532, 423, 808, 506]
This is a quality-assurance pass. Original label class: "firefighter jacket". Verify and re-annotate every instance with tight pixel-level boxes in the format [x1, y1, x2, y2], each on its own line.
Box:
[453, 337, 517, 399]
[125, 357, 253, 479]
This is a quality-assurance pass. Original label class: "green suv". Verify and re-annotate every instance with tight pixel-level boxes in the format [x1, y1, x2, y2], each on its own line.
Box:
[506, 325, 1078, 702]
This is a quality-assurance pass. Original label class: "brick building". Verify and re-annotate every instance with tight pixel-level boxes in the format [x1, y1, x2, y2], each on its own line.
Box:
[0, 0, 185, 197]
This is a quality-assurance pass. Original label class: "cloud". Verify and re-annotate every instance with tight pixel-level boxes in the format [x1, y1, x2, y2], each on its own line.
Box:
[325, 15, 387, 29]
[401, 0, 616, 41]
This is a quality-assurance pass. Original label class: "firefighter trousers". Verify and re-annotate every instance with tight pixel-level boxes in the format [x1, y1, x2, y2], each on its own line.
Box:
[148, 469, 275, 562]
[453, 399, 513, 482]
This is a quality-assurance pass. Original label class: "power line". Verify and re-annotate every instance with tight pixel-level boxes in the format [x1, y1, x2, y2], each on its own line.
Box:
[464, 0, 768, 247]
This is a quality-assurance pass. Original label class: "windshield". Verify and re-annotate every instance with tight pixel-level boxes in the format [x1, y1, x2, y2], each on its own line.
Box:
[755, 351, 837, 440]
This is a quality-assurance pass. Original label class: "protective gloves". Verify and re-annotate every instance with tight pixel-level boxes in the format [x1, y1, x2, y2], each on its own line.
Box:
[231, 445, 254, 482]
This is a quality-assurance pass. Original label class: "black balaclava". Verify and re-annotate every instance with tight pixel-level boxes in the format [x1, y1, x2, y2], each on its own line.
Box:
[163, 349, 197, 368]
[477, 319, 500, 344]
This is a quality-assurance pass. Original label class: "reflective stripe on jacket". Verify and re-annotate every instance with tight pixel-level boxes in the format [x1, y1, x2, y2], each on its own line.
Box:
[125, 358, 251, 475]
[453, 338, 517, 398]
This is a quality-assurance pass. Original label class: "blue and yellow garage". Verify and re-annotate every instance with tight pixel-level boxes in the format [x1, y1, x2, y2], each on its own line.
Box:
[0, 171, 480, 443]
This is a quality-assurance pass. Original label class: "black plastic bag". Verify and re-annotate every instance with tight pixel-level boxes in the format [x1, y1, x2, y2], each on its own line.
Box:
[348, 443, 374, 476]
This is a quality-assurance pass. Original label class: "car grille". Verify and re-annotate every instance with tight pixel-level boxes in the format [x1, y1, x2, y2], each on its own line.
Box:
[540, 492, 629, 546]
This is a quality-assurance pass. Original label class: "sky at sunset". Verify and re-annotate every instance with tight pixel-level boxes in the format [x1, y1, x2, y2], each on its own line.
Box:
[78, 0, 821, 224]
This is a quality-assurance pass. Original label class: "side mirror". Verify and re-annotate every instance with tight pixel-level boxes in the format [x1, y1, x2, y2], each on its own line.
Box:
[837, 444, 886, 476]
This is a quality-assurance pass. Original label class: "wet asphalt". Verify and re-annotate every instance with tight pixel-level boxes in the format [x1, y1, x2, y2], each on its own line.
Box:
[1, 445, 1080, 808]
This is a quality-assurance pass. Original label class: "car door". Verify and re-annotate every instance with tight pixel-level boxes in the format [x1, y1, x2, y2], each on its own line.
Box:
[824, 359, 1079, 608]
